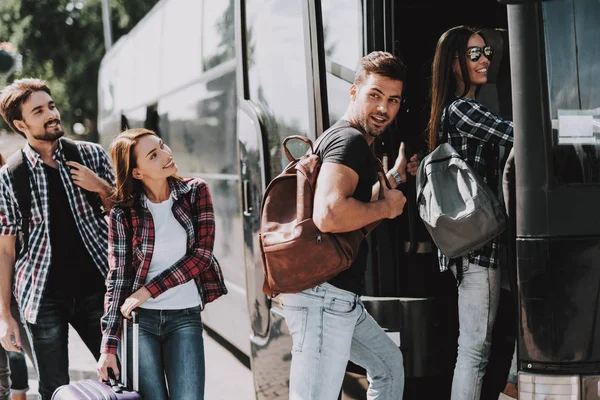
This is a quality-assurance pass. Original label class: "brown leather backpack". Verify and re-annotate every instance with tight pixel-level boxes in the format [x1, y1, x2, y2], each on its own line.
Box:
[259, 125, 390, 297]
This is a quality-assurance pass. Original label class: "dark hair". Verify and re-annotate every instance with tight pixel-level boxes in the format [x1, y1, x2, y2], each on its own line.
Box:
[428, 26, 481, 151]
[354, 51, 407, 86]
[0, 78, 52, 138]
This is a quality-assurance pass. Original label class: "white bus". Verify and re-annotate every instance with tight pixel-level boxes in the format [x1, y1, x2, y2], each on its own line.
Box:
[99, 0, 600, 398]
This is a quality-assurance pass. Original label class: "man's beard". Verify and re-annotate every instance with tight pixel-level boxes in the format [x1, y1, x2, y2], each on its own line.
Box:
[357, 113, 387, 138]
[32, 120, 65, 142]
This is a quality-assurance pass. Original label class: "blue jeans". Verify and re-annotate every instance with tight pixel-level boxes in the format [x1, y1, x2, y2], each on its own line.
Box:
[125, 306, 205, 400]
[282, 283, 404, 400]
[450, 262, 501, 400]
[25, 293, 104, 400]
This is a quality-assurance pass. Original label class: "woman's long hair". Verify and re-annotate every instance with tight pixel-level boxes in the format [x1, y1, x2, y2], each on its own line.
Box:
[0, 153, 5, 167]
[110, 128, 180, 207]
[428, 26, 479, 151]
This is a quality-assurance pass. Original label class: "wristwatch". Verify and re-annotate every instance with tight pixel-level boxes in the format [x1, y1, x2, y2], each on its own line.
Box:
[389, 167, 403, 186]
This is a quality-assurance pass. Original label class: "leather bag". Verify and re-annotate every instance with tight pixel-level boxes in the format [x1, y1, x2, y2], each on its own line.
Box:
[259, 124, 389, 297]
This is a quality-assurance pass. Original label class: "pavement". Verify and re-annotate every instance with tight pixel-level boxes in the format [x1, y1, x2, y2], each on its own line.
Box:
[23, 326, 255, 399]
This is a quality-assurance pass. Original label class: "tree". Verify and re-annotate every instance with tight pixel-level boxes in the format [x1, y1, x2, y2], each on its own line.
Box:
[0, 0, 159, 139]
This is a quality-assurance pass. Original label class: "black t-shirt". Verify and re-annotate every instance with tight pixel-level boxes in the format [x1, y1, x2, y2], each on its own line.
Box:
[44, 165, 105, 298]
[315, 120, 376, 295]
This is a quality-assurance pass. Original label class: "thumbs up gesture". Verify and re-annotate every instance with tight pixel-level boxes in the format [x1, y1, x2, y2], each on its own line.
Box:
[394, 142, 419, 182]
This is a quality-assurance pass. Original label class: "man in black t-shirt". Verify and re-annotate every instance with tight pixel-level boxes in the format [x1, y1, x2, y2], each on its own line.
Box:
[281, 52, 418, 399]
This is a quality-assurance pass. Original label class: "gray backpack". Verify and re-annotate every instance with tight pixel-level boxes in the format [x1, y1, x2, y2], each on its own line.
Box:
[416, 111, 506, 258]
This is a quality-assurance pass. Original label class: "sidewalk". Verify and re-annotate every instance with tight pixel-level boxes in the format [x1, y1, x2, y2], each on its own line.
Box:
[23, 325, 254, 399]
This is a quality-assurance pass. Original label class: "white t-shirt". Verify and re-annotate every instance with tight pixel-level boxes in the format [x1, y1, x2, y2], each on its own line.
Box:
[141, 195, 201, 310]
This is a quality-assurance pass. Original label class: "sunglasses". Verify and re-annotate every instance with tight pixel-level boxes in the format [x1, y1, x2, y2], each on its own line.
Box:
[467, 45, 494, 62]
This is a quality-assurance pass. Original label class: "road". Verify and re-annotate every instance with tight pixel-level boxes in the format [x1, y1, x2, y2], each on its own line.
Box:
[24, 326, 255, 399]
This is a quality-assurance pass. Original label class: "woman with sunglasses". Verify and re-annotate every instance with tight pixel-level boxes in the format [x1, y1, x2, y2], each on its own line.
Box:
[428, 26, 515, 400]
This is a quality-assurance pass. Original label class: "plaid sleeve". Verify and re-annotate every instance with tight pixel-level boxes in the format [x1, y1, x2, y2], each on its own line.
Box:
[0, 169, 19, 236]
[100, 208, 133, 354]
[145, 179, 216, 298]
[79, 142, 116, 187]
[450, 99, 514, 146]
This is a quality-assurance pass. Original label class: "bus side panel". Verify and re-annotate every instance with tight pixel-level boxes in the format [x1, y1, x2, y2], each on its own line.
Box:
[518, 237, 600, 369]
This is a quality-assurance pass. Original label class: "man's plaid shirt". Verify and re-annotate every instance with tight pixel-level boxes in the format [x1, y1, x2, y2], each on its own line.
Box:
[438, 98, 514, 272]
[100, 177, 227, 354]
[0, 139, 115, 323]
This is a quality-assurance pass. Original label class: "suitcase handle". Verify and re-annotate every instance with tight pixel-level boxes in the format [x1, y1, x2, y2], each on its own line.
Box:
[120, 310, 139, 392]
[107, 369, 123, 394]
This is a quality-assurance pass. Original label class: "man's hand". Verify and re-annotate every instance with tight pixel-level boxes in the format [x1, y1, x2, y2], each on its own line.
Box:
[66, 161, 109, 194]
[378, 173, 407, 219]
[393, 142, 419, 182]
[0, 315, 21, 352]
[120, 287, 152, 319]
[97, 353, 119, 381]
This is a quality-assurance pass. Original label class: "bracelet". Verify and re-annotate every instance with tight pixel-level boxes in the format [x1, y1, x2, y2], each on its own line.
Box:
[389, 167, 402, 186]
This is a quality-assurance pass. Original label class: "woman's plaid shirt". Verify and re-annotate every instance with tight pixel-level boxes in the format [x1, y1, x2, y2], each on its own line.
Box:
[0, 140, 115, 323]
[438, 98, 514, 272]
[100, 177, 227, 354]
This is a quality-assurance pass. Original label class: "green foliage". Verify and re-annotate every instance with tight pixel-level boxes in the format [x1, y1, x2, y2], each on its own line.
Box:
[0, 0, 159, 138]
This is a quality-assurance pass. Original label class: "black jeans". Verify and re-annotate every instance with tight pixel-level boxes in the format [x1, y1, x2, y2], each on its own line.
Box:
[0, 297, 33, 399]
[25, 292, 104, 400]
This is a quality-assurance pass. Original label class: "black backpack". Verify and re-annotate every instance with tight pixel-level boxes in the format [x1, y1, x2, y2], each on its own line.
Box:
[5, 138, 104, 254]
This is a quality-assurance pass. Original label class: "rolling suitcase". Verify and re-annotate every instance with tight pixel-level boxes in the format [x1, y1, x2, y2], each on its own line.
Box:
[51, 311, 143, 399]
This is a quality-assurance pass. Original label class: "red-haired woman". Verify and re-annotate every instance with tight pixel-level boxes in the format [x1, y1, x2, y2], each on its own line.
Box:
[96, 129, 227, 399]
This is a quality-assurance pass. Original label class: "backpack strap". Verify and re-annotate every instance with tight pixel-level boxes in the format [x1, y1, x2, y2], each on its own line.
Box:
[329, 121, 391, 189]
[61, 138, 105, 216]
[6, 150, 31, 254]
[440, 106, 464, 282]
[441, 107, 450, 144]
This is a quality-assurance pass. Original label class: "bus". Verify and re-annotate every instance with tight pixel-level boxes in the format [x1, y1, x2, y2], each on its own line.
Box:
[98, 0, 600, 398]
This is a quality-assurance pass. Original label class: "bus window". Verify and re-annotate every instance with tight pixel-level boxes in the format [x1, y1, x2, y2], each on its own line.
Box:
[157, 72, 237, 176]
[245, 0, 312, 178]
[321, 0, 363, 125]
[145, 103, 160, 136]
[202, 0, 235, 71]
[122, 107, 146, 130]
[161, 0, 203, 95]
[543, 0, 600, 184]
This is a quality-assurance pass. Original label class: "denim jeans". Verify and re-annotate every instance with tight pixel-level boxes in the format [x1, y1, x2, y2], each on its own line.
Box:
[0, 298, 33, 399]
[450, 262, 501, 400]
[25, 292, 104, 400]
[282, 283, 404, 400]
[124, 306, 205, 400]
[507, 346, 518, 385]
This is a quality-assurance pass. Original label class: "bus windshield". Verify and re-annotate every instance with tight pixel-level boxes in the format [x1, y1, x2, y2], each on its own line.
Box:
[543, 0, 600, 184]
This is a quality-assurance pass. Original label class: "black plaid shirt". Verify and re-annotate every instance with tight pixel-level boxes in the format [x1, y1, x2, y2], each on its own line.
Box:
[0, 139, 115, 323]
[438, 97, 514, 271]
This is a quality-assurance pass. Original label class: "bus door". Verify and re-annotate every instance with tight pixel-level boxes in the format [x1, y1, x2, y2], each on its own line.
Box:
[506, 0, 600, 398]
[343, 1, 516, 398]
[236, 0, 327, 397]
